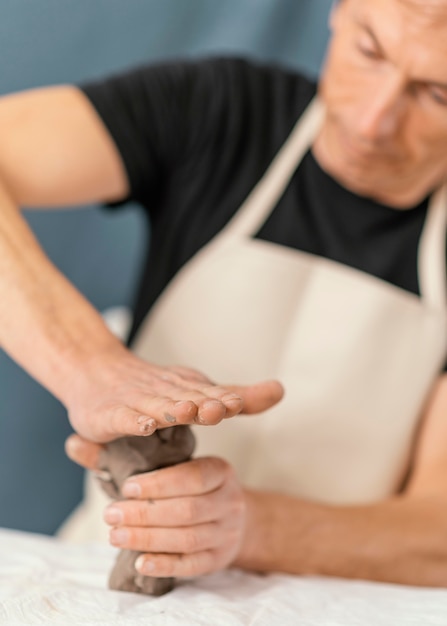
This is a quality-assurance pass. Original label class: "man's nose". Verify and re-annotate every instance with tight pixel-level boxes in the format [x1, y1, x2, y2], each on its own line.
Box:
[355, 76, 406, 143]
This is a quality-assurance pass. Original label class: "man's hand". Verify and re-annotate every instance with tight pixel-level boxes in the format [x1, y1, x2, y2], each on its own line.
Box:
[66, 437, 248, 578]
[66, 346, 284, 442]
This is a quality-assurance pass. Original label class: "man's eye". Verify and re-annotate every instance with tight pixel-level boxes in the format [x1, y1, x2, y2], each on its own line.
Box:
[429, 87, 447, 106]
[356, 43, 380, 60]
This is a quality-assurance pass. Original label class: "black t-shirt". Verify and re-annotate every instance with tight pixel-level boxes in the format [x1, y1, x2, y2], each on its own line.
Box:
[79, 57, 436, 358]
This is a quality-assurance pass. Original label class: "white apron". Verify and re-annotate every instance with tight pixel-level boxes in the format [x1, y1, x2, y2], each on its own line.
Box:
[132, 99, 447, 505]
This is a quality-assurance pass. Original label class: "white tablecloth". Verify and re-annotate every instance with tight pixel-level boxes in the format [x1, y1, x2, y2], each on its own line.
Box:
[1, 528, 447, 625]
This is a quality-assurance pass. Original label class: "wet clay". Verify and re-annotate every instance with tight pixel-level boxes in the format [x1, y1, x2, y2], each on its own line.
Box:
[97, 426, 195, 596]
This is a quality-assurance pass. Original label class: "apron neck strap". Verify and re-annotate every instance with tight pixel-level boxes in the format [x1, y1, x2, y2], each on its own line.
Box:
[418, 183, 447, 310]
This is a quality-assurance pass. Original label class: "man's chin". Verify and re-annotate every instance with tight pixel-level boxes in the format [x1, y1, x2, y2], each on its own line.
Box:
[337, 171, 421, 208]
[313, 129, 406, 204]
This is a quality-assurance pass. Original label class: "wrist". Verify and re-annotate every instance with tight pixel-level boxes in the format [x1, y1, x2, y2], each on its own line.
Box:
[234, 489, 276, 572]
[52, 322, 128, 408]
[234, 489, 323, 576]
[22, 282, 129, 408]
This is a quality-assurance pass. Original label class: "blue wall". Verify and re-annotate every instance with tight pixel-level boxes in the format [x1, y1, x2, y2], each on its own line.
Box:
[0, 0, 332, 534]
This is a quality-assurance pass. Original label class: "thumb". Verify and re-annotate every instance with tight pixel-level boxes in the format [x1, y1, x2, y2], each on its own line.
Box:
[65, 434, 104, 470]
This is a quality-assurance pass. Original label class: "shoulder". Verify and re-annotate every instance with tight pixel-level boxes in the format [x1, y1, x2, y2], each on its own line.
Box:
[80, 55, 315, 117]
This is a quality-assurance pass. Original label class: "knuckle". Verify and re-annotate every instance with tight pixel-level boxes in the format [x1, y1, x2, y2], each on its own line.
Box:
[228, 528, 242, 547]
[160, 557, 177, 577]
[191, 463, 208, 491]
[139, 530, 153, 550]
[202, 384, 225, 395]
[213, 455, 230, 472]
[122, 527, 136, 545]
[146, 472, 163, 495]
[222, 459, 236, 480]
[181, 553, 202, 577]
[210, 456, 234, 482]
[196, 550, 216, 575]
[178, 499, 196, 524]
[108, 406, 129, 434]
[231, 497, 246, 519]
[205, 455, 226, 473]
[138, 393, 167, 413]
[136, 504, 149, 526]
[191, 456, 232, 492]
[183, 530, 200, 553]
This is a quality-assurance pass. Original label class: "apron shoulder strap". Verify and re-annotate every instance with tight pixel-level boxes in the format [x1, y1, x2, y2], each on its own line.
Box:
[418, 183, 447, 310]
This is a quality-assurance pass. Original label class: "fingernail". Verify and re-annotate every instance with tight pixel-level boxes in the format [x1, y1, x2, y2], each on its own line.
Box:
[110, 528, 129, 546]
[65, 437, 80, 457]
[222, 393, 243, 407]
[138, 417, 157, 435]
[164, 414, 176, 424]
[135, 555, 155, 573]
[122, 482, 141, 498]
[104, 507, 123, 525]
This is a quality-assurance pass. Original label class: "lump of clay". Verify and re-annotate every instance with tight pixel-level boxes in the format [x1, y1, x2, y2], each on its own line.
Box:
[97, 425, 195, 596]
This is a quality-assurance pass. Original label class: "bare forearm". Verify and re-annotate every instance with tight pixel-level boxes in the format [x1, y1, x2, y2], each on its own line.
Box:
[236, 489, 447, 587]
[0, 180, 122, 405]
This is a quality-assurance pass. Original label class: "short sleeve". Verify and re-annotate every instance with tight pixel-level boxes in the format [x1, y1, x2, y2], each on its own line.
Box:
[78, 60, 195, 208]
[78, 57, 257, 212]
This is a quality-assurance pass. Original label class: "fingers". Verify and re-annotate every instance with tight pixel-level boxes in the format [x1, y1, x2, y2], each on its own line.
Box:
[132, 390, 235, 427]
[66, 377, 283, 458]
[108, 400, 195, 436]
[134, 550, 220, 578]
[164, 366, 210, 383]
[120, 378, 283, 438]
[157, 371, 244, 417]
[141, 372, 245, 421]
[101, 455, 246, 578]
[120, 457, 229, 499]
[68, 345, 284, 442]
[109, 521, 220, 555]
[109, 521, 239, 577]
[65, 434, 103, 469]
[228, 380, 284, 415]
[104, 485, 233, 528]
[102, 384, 245, 442]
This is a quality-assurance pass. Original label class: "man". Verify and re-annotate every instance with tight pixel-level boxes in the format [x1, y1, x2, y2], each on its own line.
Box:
[1, 0, 447, 587]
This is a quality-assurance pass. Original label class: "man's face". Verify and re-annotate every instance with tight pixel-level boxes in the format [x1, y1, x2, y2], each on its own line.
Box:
[314, 0, 447, 207]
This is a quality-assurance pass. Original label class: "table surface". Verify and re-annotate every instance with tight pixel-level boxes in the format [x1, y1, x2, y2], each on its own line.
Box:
[1, 528, 447, 626]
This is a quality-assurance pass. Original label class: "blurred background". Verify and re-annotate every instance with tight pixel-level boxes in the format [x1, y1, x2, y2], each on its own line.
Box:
[0, 0, 332, 535]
